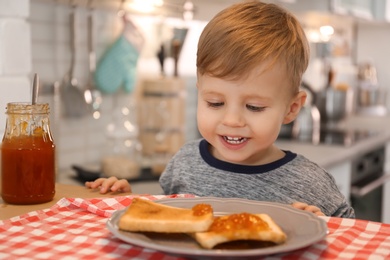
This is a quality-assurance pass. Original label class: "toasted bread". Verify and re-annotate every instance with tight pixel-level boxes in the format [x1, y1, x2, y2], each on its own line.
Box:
[193, 213, 287, 249]
[118, 198, 214, 233]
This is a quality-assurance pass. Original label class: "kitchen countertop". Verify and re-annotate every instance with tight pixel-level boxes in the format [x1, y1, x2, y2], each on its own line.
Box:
[57, 170, 164, 195]
[58, 114, 390, 188]
[276, 114, 390, 169]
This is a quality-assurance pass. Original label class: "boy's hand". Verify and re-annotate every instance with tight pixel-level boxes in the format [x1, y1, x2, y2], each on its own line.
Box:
[85, 177, 132, 194]
[291, 202, 325, 216]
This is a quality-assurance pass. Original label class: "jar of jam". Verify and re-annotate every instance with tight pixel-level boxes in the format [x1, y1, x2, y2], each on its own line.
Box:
[1, 102, 55, 204]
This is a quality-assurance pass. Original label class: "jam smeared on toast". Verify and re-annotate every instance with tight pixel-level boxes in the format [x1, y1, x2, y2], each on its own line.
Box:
[192, 204, 213, 216]
[210, 213, 270, 234]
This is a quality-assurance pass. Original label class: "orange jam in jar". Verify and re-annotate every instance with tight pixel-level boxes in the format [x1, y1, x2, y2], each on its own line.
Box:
[1, 103, 56, 204]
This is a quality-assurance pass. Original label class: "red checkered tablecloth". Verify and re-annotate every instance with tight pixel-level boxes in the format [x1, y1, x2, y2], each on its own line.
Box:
[0, 195, 389, 259]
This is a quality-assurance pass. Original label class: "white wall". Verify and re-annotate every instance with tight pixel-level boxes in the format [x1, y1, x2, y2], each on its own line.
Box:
[356, 23, 390, 107]
[0, 0, 31, 136]
[28, 1, 205, 173]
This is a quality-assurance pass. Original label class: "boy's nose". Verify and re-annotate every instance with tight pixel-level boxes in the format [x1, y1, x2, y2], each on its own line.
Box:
[222, 108, 245, 127]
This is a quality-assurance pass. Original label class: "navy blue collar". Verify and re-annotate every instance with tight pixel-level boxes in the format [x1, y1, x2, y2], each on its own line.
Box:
[199, 139, 297, 174]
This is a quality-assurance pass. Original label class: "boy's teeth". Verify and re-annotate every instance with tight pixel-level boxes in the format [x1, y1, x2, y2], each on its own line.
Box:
[224, 136, 246, 144]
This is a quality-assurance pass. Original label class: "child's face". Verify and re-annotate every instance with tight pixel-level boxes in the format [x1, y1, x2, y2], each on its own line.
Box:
[197, 61, 305, 165]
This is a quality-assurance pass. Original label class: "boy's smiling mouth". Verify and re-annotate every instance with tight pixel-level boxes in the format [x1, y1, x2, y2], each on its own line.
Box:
[223, 136, 247, 144]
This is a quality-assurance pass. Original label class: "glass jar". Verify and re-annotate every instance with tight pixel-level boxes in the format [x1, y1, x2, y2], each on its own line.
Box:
[139, 78, 186, 175]
[1, 102, 56, 204]
[102, 95, 142, 179]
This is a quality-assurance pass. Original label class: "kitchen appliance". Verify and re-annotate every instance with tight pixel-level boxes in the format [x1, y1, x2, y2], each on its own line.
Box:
[278, 128, 376, 146]
[318, 128, 376, 146]
[350, 146, 390, 222]
[279, 81, 321, 143]
[295, 82, 321, 143]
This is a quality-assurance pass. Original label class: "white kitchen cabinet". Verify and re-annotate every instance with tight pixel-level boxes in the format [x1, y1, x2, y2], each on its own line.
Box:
[332, 0, 374, 19]
[327, 161, 352, 202]
[282, 0, 390, 22]
[383, 173, 390, 224]
[382, 142, 390, 223]
[372, 0, 390, 21]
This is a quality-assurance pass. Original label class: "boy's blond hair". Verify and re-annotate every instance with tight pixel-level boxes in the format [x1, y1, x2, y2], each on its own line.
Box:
[197, 1, 309, 93]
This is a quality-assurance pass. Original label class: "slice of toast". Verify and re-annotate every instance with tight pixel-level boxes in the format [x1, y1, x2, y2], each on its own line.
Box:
[118, 198, 214, 233]
[193, 213, 287, 249]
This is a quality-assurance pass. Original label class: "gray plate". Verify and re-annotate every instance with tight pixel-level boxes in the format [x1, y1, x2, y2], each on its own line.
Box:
[106, 197, 328, 259]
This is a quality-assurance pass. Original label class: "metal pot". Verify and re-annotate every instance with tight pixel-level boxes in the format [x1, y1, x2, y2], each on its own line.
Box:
[324, 87, 354, 123]
[293, 104, 321, 143]
[314, 85, 353, 125]
[358, 88, 387, 107]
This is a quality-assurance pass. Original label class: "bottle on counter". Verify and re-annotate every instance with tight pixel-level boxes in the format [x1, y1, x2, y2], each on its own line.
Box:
[1, 102, 56, 204]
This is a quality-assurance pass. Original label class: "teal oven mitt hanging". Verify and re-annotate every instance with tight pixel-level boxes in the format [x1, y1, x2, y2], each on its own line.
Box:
[95, 16, 144, 94]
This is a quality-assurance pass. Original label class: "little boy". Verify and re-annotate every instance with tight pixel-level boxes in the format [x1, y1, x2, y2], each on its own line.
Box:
[86, 1, 354, 218]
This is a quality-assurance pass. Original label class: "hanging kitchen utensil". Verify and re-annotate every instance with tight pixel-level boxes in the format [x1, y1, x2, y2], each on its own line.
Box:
[60, 4, 87, 118]
[171, 27, 188, 77]
[83, 0, 102, 118]
[155, 20, 169, 77]
[94, 12, 144, 94]
[157, 44, 165, 76]
[172, 40, 181, 77]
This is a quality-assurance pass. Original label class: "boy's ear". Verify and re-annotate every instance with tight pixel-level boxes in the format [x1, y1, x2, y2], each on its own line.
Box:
[283, 91, 307, 124]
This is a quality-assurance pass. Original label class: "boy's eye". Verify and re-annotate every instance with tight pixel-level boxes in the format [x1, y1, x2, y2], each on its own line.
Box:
[246, 104, 265, 112]
[207, 101, 224, 108]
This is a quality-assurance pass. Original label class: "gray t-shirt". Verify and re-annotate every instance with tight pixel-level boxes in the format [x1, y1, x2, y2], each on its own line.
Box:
[159, 139, 355, 218]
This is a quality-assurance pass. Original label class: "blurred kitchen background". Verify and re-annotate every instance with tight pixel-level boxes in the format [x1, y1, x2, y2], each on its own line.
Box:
[1, 0, 390, 222]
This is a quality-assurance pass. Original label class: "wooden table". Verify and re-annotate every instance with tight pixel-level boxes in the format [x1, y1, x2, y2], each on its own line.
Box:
[0, 182, 132, 220]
